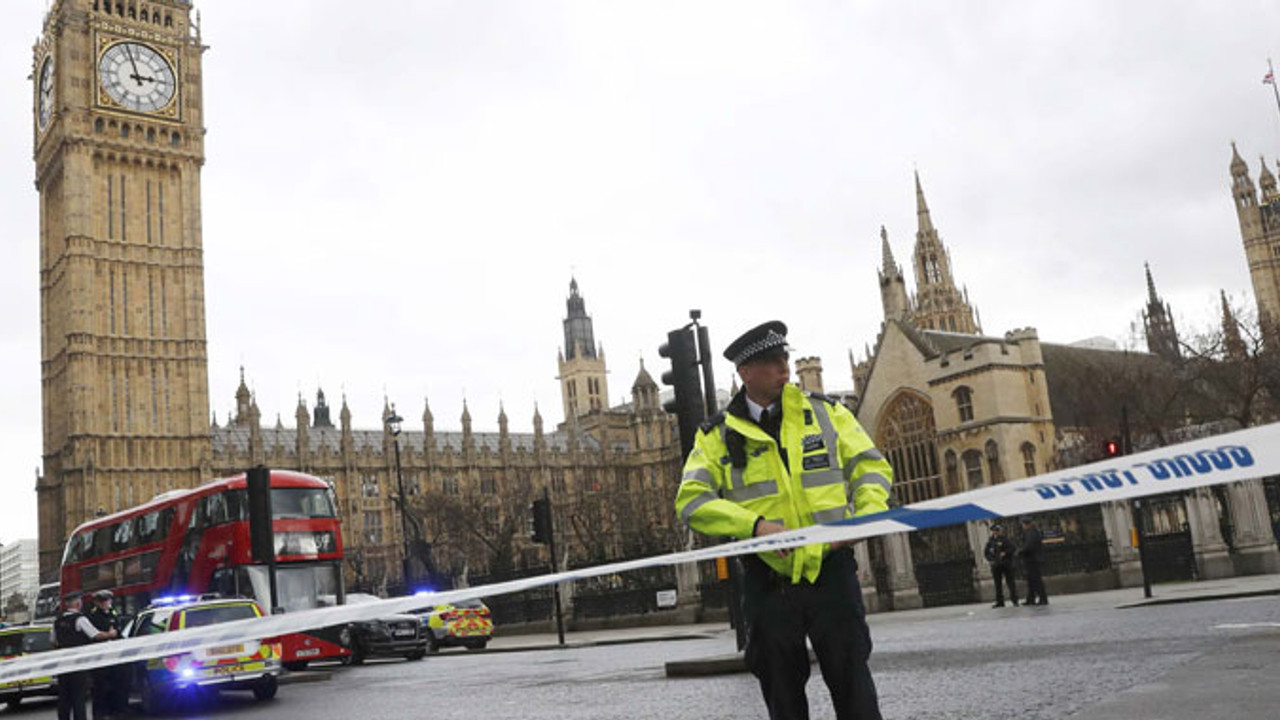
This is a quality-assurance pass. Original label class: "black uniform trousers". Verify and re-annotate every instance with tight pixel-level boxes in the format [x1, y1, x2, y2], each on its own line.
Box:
[991, 563, 1018, 605]
[742, 547, 881, 720]
[57, 670, 89, 720]
[1023, 561, 1048, 605]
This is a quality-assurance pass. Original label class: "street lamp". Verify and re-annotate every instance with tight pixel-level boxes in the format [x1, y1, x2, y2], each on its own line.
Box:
[385, 405, 413, 593]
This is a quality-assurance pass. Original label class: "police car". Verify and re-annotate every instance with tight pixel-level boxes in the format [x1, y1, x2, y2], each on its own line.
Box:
[0, 624, 57, 709]
[414, 598, 494, 652]
[123, 595, 281, 714]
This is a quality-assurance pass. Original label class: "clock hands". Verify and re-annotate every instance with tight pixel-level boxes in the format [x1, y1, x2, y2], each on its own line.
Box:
[123, 44, 144, 87]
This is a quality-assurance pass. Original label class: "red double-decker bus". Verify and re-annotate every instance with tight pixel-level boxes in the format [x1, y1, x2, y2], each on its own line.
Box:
[59, 470, 348, 666]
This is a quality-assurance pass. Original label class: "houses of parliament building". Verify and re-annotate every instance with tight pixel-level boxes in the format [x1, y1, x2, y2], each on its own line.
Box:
[30, 0, 1280, 604]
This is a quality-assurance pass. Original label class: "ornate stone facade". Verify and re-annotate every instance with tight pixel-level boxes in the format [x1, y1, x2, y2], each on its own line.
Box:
[33, 0, 212, 575]
[1231, 143, 1280, 332]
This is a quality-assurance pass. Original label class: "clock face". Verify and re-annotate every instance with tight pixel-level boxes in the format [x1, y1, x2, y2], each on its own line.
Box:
[37, 55, 54, 129]
[98, 41, 176, 113]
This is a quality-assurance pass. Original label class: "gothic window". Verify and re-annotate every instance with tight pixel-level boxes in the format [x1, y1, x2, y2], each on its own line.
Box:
[1021, 442, 1037, 477]
[551, 470, 566, 493]
[442, 476, 459, 495]
[948, 316, 957, 332]
[944, 450, 959, 495]
[953, 386, 974, 423]
[875, 391, 942, 505]
[361, 473, 380, 498]
[141, 9, 148, 22]
[170, 132, 180, 146]
[962, 449, 984, 488]
[164, 13, 173, 27]
[479, 472, 496, 494]
[363, 512, 382, 543]
[95, 118, 104, 133]
[985, 439, 1003, 484]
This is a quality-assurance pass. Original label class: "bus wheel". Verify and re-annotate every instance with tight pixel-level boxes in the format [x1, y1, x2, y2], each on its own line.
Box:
[252, 676, 278, 701]
[405, 650, 425, 661]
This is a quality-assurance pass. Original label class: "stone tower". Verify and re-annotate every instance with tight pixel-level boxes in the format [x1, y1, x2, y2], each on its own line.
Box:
[909, 172, 980, 334]
[1231, 143, 1280, 334]
[557, 278, 609, 419]
[1141, 263, 1181, 362]
[878, 225, 911, 322]
[33, 0, 211, 573]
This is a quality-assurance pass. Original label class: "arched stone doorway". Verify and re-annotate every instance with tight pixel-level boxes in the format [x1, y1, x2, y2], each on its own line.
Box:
[874, 389, 975, 607]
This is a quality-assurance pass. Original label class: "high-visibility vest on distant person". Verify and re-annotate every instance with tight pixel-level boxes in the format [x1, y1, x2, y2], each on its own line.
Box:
[674, 384, 893, 584]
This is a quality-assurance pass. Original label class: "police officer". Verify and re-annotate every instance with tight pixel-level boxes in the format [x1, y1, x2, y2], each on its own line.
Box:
[675, 321, 892, 720]
[84, 590, 127, 719]
[1019, 516, 1049, 606]
[53, 591, 116, 720]
[983, 523, 1019, 607]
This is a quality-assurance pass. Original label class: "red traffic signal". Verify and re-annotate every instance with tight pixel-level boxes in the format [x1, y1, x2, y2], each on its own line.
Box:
[1103, 439, 1121, 458]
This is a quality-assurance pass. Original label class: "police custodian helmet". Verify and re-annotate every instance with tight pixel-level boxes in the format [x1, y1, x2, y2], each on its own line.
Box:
[724, 321, 790, 367]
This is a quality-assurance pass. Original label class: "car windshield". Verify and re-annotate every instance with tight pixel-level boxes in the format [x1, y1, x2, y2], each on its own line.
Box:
[455, 598, 486, 609]
[182, 603, 259, 628]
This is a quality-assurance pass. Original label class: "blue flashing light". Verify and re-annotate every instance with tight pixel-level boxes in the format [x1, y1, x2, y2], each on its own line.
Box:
[152, 594, 195, 607]
[181, 668, 195, 678]
[413, 588, 435, 596]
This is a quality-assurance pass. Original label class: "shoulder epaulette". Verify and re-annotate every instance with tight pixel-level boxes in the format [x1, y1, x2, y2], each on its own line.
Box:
[805, 391, 841, 407]
[699, 411, 726, 434]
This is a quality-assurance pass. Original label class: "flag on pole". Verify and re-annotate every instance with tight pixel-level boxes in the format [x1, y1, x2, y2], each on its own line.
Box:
[1265, 70, 1275, 85]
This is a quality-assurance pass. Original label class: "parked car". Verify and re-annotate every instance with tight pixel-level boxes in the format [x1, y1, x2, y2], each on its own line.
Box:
[338, 593, 427, 664]
[0, 624, 57, 710]
[413, 598, 494, 652]
[123, 594, 281, 714]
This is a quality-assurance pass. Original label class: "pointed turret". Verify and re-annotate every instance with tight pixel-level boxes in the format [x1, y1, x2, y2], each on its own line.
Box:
[1221, 290, 1247, 361]
[295, 395, 310, 469]
[339, 394, 353, 454]
[1260, 156, 1277, 201]
[558, 276, 610, 419]
[234, 366, 252, 426]
[915, 170, 934, 234]
[461, 399, 473, 450]
[1230, 141, 1249, 174]
[533, 403, 546, 452]
[878, 225, 911, 321]
[1141, 263, 1181, 363]
[498, 402, 511, 454]
[909, 171, 979, 334]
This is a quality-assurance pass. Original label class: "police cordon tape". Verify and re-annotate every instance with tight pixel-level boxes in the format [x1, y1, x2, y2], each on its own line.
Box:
[2, 422, 1275, 684]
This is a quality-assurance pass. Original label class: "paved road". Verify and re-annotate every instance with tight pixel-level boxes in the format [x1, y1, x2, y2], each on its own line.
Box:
[6, 592, 1278, 719]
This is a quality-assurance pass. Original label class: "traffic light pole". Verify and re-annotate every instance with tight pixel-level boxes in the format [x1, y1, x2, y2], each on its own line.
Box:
[1121, 405, 1153, 599]
[539, 488, 566, 646]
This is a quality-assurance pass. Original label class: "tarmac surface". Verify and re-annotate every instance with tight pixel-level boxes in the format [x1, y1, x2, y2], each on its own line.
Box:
[3, 573, 1276, 719]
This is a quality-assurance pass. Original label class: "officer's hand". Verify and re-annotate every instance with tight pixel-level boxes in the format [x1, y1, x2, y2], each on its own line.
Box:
[753, 520, 790, 557]
[107, 628, 118, 638]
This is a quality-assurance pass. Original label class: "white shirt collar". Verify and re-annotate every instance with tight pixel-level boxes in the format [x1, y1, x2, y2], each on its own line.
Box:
[744, 395, 778, 423]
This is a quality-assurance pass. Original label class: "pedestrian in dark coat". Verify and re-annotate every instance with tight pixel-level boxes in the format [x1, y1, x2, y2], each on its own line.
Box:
[84, 590, 128, 719]
[983, 524, 1019, 607]
[53, 591, 116, 720]
[1019, 517, 1049, 606]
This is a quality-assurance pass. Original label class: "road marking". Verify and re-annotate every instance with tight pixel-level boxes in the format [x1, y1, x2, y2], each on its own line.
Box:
[1213, 622, 1280, 630]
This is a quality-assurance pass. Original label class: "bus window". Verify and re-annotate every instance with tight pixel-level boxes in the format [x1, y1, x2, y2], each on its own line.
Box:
[272, 488, 337, 519]
[113, 518, 136, 552]
[92, 525, 113, 557]
[136, 508, 172, 545]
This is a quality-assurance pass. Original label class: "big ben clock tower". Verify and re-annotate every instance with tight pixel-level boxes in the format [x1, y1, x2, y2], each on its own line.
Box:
[33, 0, 211, 574]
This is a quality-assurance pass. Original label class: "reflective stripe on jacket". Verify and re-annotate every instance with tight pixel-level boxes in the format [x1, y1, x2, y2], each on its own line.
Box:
[674, 384, 893, 583]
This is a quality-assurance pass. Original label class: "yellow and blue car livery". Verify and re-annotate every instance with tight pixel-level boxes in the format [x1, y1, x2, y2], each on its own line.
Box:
[0, 624, 57, 709]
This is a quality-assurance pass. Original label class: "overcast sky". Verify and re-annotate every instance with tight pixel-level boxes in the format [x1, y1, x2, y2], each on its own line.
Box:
[2, 1, 1279, 544]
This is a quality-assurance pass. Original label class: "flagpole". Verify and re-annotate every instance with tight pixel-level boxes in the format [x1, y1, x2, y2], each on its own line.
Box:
[1270, 58, 1280, 122]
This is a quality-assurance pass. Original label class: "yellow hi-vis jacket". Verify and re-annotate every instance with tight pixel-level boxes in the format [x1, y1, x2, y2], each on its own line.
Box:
[674, 384, 893, 584]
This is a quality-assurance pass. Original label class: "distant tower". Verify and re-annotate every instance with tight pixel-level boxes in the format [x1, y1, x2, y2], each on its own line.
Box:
[908, 172, 980, 334]
[878, 226, 912, 321]
[1231, 143, 1280, 335]
[557, 278, 609, 419]
[313, 388, 334, 428]
[795, 357, 825, 394]
[1142, 263, 1181, 362]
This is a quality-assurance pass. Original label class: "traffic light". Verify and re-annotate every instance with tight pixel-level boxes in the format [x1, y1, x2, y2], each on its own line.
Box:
[246, 466, 274, 563]
[530, 497, 553, 545]
[659, 327, 707, 457]
[1103, 437, 1121, 458]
